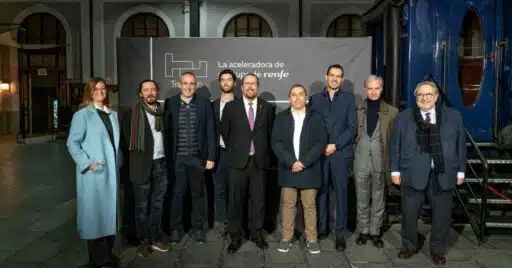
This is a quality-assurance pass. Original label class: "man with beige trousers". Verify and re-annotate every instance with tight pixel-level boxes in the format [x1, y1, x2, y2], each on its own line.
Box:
[271, 84, 327, 254]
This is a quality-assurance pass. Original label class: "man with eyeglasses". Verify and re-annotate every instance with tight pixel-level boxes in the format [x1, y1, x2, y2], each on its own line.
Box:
[389, 81, 466, 265]
[220, 73, 276, 254]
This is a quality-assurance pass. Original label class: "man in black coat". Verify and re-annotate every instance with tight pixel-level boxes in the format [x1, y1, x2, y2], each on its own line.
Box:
[163, 72, 216, 244]
[211, 69, 236, 237]
[120, 79, 170, 257]
[220, 73, 276, 254]
[271, 84, 327, 254]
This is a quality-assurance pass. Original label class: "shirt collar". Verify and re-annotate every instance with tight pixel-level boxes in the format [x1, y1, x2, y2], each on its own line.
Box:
[323, 87, 340, 96]
[243, 97, 257, 107]
[94, 103, 111, 114]
[291, 108, 306, 116]
[421, 105, 436, 116]
[181, 93, 196, 104]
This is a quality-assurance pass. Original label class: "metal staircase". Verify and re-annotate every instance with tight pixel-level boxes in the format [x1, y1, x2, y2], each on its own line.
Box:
[455, 134, 512, 245]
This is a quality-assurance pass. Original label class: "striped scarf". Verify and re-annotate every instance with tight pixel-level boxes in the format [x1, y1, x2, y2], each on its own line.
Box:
[129, 100, 164, 152]
[413, 103, 445, 173]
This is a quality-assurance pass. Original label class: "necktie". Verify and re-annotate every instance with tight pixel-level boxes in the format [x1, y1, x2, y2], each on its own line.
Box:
[425, 112, 431, 127]
[248, 102, 255, 154]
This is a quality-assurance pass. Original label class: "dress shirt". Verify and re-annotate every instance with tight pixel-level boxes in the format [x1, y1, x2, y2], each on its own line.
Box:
[291, 109, 306, 160]
[145, 110, 165, 160]
[219, 99, 230, 148]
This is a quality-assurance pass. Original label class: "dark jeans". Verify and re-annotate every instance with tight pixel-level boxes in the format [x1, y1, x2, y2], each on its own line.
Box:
[133, 158, 168, 243]
[86, 235, 115, 266]
[213, 148, 229, 223]
[170, 156, 206, 232]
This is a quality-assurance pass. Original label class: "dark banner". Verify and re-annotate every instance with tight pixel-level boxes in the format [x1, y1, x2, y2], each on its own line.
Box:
[117, 37, 372, 110]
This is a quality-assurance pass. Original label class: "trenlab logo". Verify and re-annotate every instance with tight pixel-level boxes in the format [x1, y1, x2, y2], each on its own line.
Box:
[164, 53, 208, 78]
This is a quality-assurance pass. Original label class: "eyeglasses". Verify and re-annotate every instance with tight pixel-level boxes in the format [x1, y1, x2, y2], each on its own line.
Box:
[416, 93, 436, 99]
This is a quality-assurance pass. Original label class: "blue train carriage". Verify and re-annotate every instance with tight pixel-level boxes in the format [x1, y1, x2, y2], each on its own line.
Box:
[362, 0, 512, 243]
[363, 0, 511, 142]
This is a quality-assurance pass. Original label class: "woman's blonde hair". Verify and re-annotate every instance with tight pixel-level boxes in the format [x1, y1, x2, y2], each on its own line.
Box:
[80, 77, 110, 108]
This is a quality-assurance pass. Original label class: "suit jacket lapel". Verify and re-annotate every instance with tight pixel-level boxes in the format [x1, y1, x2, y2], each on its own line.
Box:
[298, 110, 311, 158]
[90, 106, 116, 151]
[253, 99, 265, 131]
[213, 99, 220, 124]
[195, 97, 202, 132]
[378, 101, 389, 138]
[109, 112, 120, 152]
[171, 96, 181, 131]
[237, 100, 252, 132]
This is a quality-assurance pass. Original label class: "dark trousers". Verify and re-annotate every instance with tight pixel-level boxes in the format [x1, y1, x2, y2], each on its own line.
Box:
[213, 148, 229, 223]
[318, 155, 349, 238]
[133, 158, 168, 243]
[170, 156, 206, 232]
[228, 156, 266, 238]
[87, 235, 115, 266]
[401, 171, 453, 253]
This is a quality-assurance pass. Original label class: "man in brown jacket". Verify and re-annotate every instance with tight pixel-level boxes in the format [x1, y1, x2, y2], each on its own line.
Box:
[353, 75, 398, 248]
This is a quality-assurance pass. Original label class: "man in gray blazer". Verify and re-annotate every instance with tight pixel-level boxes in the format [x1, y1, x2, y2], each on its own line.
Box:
[353, 75, 398, 248]
[389, 81, 466, 265]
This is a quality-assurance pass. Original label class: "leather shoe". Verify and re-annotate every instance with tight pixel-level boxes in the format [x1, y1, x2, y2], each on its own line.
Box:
[335, 237, 346, 251]
[250, 235, 269, 249]
[227, 238, 242, 254]
[431, 253, 446, 265]
[355, 233, 369, 245]
[370, 235, 384, 248]
[397, 248, 417, 259]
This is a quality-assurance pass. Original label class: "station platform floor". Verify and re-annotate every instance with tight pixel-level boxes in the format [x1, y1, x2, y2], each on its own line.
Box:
[1, 139, 511, 267]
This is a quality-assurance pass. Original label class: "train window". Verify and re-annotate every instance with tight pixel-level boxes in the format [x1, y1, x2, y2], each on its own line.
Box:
[457, 9, 484, 107]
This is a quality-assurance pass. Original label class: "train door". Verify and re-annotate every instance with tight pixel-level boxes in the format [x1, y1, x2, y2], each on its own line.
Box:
[443, 1, 498, 141]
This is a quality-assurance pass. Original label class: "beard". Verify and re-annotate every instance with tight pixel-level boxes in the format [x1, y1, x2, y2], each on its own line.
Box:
[221, 86, 234, 94]
[144, 97, 157, 105]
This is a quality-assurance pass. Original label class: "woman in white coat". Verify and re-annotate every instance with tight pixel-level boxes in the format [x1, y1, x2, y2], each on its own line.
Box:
[67, 78, 120, 268]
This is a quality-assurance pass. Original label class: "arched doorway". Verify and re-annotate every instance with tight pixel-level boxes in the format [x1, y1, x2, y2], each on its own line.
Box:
[121, 13, 170, 37]
[17, 13, 67, 135]
[223, 13, 273, 37]
[326, 14, 363, 37]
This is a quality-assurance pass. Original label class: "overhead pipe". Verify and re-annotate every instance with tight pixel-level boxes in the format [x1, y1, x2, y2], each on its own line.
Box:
[89, 0, 94, 77]
[385, 4, 401, 107]
[298, 0, 303, 37]
[190, 0, 200, 37]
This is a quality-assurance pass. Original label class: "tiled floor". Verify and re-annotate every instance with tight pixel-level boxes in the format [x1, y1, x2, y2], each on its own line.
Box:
[1, 139, 512, 267]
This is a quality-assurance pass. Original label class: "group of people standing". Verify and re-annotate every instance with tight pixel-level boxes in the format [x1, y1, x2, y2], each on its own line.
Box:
[67, 63, 466, 268]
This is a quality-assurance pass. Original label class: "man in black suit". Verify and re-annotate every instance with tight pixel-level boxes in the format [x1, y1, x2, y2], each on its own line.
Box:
[212, 69, 236, 237]
[220, 73, 276, 254]
[164, 72, 216, 244]
[389, 81, 466, 265]
[120, 79, 170, 257]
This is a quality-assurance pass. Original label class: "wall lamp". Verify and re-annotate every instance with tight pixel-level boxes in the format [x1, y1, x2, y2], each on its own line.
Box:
[0, 81, 9, 92]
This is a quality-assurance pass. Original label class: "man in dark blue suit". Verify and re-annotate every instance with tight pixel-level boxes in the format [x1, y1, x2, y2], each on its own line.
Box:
[164, 72, 216, 244]
[389, 81, 466, 265]
[308, 64, 357, 251]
